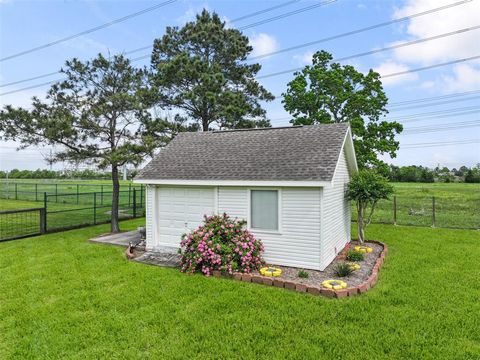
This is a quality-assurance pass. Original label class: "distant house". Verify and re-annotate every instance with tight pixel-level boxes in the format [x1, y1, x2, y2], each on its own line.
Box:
[135, 124, 358, 270]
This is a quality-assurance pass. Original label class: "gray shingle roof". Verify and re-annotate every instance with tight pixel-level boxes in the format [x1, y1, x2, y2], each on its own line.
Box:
[136, 123, 350, 182]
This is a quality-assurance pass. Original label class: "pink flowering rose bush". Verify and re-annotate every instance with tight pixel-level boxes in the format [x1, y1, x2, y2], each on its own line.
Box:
[180, 213, 264, 276]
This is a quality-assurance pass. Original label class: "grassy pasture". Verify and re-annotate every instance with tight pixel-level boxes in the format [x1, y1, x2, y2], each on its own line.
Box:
[0, 220, 479, 359]
[352, 182, 480, 229]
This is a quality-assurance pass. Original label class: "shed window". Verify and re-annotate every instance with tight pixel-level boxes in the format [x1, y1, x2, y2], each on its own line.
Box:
[250, 190, 279, 231]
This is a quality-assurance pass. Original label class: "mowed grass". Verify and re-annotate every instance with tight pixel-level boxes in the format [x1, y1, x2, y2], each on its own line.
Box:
[352, 182, 480, 229]
[1, 220, 479, 359]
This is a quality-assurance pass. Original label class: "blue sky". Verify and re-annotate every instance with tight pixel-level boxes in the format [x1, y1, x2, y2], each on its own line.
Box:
[0, 0, 479, 171]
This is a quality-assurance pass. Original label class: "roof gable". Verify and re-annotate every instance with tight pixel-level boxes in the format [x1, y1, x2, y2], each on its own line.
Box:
[136, 124, 353, 183]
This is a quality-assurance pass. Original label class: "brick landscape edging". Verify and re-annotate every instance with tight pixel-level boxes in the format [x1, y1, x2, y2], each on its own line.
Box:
[213, 241, 388, 299]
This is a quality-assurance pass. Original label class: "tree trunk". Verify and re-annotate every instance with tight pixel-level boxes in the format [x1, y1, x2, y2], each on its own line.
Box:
[111, 164, 121, 233]
[357, 205, 365, 244]
[202, 119, 209, 132]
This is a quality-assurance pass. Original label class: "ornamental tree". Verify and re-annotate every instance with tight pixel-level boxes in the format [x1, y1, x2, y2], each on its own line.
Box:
[346, 169, 394, 243]
[150, 9, 274, 131]
[0, 54, 158, 233]
[282, 50, 403, 172]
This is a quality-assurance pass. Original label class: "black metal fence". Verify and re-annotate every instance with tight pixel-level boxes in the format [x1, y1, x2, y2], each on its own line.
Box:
[0, 208, 45, 241]
[351, 195, 480, 230]
[0, 188, 144, 241]
[0, 181, 144, 203]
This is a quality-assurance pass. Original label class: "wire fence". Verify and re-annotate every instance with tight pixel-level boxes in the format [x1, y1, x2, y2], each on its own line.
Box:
[0, 208, 45, 241]
[0, 188, 144, 241]
[351, 195, 480, 230]
[0, 181, 144, 203]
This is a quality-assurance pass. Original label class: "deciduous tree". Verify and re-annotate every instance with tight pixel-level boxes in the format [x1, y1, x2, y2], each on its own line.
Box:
[282, 50, 403, 171]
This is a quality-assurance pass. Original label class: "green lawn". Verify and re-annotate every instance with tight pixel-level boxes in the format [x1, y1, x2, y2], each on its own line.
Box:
[1, 220, 479, 359]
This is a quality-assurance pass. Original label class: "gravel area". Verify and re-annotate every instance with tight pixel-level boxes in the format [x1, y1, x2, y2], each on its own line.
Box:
[252, 241, 383, 288]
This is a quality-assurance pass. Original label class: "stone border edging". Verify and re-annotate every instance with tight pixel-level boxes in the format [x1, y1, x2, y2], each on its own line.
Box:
[211, 240, 388, 299]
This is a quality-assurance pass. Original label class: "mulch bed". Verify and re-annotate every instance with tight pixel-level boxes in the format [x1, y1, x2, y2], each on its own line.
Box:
[252, 241, 383, 288]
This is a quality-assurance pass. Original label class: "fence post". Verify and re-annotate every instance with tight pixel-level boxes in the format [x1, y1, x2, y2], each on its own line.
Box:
[101, 185, 104, 205]
[76, 184, 79, 204]
[393, 196, 397, 225]
[35, 183, 38, 201]
[133, 188, 137, 218]
[15, 183, 17, 200]
[39, 208, 46, 234]
[128, 183, 132, 207]
[432, 196, 436, 228]
[43, 192, 48, 232]
[93, 192, 97, 225]
[140, 186, 143, 209]
[55, 184, 58, 203]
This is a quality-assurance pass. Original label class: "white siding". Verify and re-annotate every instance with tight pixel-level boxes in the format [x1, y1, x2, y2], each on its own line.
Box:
[218, 187, 248, 220]
[320, 148, 351, 270]
[218, 187, 322, 270]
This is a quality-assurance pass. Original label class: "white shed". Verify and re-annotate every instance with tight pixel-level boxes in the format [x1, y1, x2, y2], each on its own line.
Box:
[135, 124, 358, 270]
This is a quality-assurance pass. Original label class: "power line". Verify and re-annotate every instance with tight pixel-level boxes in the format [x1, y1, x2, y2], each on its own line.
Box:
[112, 0, 331, 57]
[389, 89, 480, 107]
[249, 0, 475, 60]
[382, 55, 480, 79]
[268, 105, 480, 125]
[388, 95, 480, 112]
[401, 139, 479, 149]
[237, 0, 336, 30]
[1, 0, 471, 89]
[402, 120, 480, 134]
[386, 105, 480, 121]
[0, 0, 178, 62]
[230, 0, 300, 22]
[257, 53, 480, 80]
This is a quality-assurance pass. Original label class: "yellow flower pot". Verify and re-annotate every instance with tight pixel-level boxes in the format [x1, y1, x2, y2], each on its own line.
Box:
[348, 262, 361, 271]
[354, 245, 373, 253]
[260, 267, 282, 277]
[322, 279, 347, 290]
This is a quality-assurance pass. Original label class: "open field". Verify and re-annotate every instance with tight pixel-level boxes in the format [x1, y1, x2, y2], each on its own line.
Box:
[353, 182, 480, 229]
[0, 179, 142, 203]
[1, 220, 479, 359]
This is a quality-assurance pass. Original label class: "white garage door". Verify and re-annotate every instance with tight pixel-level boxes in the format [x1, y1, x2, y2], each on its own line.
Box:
[156, 187, 215, 248]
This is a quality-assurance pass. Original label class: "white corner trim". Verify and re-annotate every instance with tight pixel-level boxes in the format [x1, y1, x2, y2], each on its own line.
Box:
[331, 126, 358, 185]
[133, 179, 329, 187]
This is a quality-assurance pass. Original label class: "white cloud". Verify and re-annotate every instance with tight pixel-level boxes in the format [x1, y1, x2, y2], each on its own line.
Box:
[249, 33, 278, 59]
[374, 61, 418, 86]
[357, 3, 366, 10]
[440, 64, 480, 92]
[293, 51, 313, 66]
[391, 0, 480, 65]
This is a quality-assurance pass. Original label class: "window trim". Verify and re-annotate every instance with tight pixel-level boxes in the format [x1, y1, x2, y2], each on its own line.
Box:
[247, 188, 282, 234]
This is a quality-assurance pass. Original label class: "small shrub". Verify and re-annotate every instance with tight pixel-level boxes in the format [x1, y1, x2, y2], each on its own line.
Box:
[334, 262, 354, 277]
[180, 213, 264, 276]
[346, 249, 364, 262]
[298, 270, 309, 278]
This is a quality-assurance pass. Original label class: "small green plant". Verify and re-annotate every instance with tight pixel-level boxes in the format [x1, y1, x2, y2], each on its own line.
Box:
[334, 263, 354, 277]
[346, 249, 364, 262]
[298, 270, 309, 278]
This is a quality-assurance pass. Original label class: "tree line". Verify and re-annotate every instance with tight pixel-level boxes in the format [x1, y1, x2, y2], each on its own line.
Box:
[0, 10, 402, 232]
[388, 165, 480, 183]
